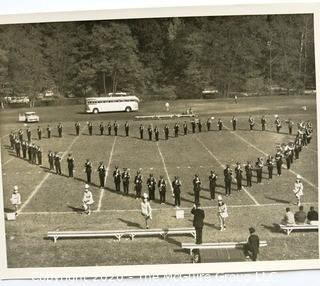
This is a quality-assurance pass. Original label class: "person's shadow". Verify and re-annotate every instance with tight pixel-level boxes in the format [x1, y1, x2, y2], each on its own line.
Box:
[118, 218, 142, 228]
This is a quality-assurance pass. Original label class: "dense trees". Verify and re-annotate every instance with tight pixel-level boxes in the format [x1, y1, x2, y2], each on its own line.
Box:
[0, 14, 315, 101]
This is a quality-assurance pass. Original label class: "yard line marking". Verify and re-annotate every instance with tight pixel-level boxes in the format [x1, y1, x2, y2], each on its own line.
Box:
[19, 125, 86, 213]
[18, 202, 316, 215]
[196, 136, 260, 206]
[3, 157, 14, 166]
[97, 136, 117, 212]
[305, 146, 317, 153]
[156, 141, 173, 193]
[225, 126, 317, 190]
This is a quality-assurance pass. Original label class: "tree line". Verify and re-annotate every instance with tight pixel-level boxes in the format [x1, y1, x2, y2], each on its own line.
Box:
[0, 14, 315, 102]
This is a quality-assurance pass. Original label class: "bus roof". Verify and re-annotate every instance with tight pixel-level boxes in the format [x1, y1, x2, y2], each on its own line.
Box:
[86, 96, 139, 101]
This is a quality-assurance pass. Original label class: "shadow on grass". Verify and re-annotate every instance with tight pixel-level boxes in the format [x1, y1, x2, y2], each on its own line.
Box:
[118, 218, 142, 228]
[67, 204, 84, 214]
[4, 207, 13, 213]
[264, 196, 291, 204]
[203, 221, 221, 230]
[261, 223, 282, 233]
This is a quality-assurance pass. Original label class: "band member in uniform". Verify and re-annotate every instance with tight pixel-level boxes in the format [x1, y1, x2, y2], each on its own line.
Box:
[113, 121, 119, 136]
[261, 115, 266, 131]
[158, 175, 166, 204]
[82, 184, 94, 215]
[235, 162, 243, 192]
[139, 124, 144, 139]
[21, 140, 27, 159]
[36, 146, 42, 165]
[75, 122, 80, 136]
[172, 176, 182, 208]
[57, 123, 63, 137]
[122, 168, 130, 195]
[47, 125, 51, 138]
[26, 127, 31, 143]
[99, 122, 104, 135]
[87, 121, 93, 135]
[174, 123, 179, 137]
[154, 126, 159, 141]
[266, 155, 274, 180]
[255, 157, 263, 183]
[294, 138, 302, 159]
[164, 124, 169, 140]
[15, 139, 21, 158]
[124, 121, 130, 137]
[84, 159, 92, 183]
[206, 118, 211, 131]
[193, 174, 201, 205]
[27, 143, 32, 161]
[287, 119, 294, 135]
[107, 122, 112, 136]
[275, 150, 283, 176]
[191, 119, 196, 133]
[248, 116, 255, 131]
[198, 119, 202, 133]
[134, 170, 143, 199]
[293, 175, 304, 206]
[245, 161, 253, 187]
[224, 165, 232, 196]
[147, 125, 153, 141]
[67, 153, 75, 178]
[97, 162, 106, 188]
[217, 118, 223, 131]
[147, 173, 157, 200]
[9, 132, 15, 149]
[209, 170, 217, 200]
[283, 144, 291, 170]
[18, 129, 23, 142]
[54, 153, 62, 175]
[113, 166, 121, 192]
[275, 116, 281, 133]
[48, 151, 54, 170]
[31, 144, 37, 164]
[37, 126, 42, 140]
[231, 116, 237, 131]
[10, 186, 21, 216]
[183, 121, 188, 135]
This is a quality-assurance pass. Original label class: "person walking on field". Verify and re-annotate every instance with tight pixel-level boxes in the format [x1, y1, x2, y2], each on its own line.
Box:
[217, 195, 228, 231]
[10, 185, 21, 216]
[141, 193, 152, 229]
[293, 175, 304, 206]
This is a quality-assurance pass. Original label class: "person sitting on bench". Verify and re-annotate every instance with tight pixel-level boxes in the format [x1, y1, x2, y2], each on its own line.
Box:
[294, 206, 307, 224]
[307, 206, 318, 225]
[244, 227, 260, 261]
[281, 207, 295, 225]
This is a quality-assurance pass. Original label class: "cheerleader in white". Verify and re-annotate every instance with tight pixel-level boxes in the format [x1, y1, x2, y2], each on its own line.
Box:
[293, 175, 304, 206]
[82, 184, 94, 215]
[217, 195, 228, 231]
[141, 193, 152, 229]
[10, 185, 21, 215]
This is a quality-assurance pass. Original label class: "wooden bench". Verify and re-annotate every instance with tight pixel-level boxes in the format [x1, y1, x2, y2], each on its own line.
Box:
[279, 223, 319, 235]
[181, 241, 268, 255]
[48, 227, 196, 243]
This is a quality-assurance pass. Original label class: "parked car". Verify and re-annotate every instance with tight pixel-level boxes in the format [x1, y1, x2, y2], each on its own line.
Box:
[18, 111, 40, 123]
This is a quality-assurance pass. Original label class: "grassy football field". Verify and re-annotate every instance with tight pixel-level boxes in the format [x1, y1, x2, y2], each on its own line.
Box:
[0, 95, 318, 267]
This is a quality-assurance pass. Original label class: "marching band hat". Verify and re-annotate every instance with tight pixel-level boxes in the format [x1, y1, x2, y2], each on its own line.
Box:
[217, 195, 223, 201]
[85, 184, 89, 189]
[143, 193, 148, 199]
[296, 175, 302, 180]
[13, 185, 18, 191]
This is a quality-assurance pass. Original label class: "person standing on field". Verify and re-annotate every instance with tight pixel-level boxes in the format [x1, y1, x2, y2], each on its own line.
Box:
[82, 184, 94, 215]
[141, 193, 152, 229]
[191, 203, 205, 244]
[293, 175, 304, 206]
[217, 195, 228, 231]
[10, 185, 21, 216]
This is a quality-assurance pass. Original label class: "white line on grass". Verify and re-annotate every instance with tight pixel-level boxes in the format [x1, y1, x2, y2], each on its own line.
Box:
[156, 141, 173, 193]
[19, 125, 86, 213]
[305, 146, 317, 153]
[18, 201, 315, 215]
[225, 126, 317, 190]
[196, 136, 260, 206]
[3, 157, 14, 166]
[97, 136, 117, 211]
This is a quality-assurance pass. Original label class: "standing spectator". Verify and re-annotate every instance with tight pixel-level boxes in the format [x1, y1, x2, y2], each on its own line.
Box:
[191, 203, 205, 244]
[243, 227, 260, 261]
[292, 175, 304, 206]
[82, 184, 94, 215]
[307, 206, 318, 224]
[217, 195, 228, 231]
[141, 193, 152, 229]
[158, 175, 166, 204]
[281, 207, 295, 225]
[10, 185, 21, 216]
[294, 206, 307, 224]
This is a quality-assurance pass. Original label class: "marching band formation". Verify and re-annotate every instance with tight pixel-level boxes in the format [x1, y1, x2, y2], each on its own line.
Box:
[7, 115, 314, 215]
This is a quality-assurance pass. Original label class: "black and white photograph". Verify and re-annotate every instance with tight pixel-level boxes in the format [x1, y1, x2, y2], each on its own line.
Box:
[0, 1, 319, 279]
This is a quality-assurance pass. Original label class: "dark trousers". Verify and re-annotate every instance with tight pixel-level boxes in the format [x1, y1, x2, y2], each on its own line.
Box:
[99, 175, 105, 187]
[22, 149, 27, 158]
[114, 129, 118, 136]
[194, 191, 200, 205]
[38, 133, 41, 140]
[286, 158, 291, 170]
[140, 132, 143, 139]
[58, 130, 62, 137]
[149, 189, 155, 200]
[89, 128, 92, 135]
[159, 191, 166, 203]
[289, 127, 292, 135]
[76, 128, 80, 135]
[148, 133, 152, 140]
[236, 178, 242, 191]
[250, 125, 253, 131]
[123, 183, 129, 195]
[256, 170, 262, 183]
[49, 161, 54, 170]
[276, 163, 282, 175]
[68, 167, 73, 177]
[294, 149, 299, 159]
[115, 181, 121, 192]
[268, 167, 273, 179]
[47, 131, 51, 138]
[209, 184, 216, 199]
[195, 227, 203, 244]
[246, 175, 252, 187]
[262, 125, 265, 131]
[135, 185, 142, 198]
[56, 164, 62, 175]
[165, 133, 169, 140]
[233, 124, 236, 131]
[244, 244, 258, 261]
[125, 128, 129, 136]
[174, 192, 181, 206]
[86, 172, 91, 183]
[225, 181, 231, 195]
[100, 129, 104, 135]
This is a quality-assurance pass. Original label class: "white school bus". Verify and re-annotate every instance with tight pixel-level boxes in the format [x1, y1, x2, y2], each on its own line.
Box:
[85, 96, 140, 114]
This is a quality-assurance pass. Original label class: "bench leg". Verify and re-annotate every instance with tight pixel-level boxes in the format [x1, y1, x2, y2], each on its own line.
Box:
[287, 229, 292, 235]
[53, 236, 58, 243]
[190, 248, 193, 255]
[130, 234, 135, 240]
[115, 235, 122, 241]
[192, 232, 196, 239]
